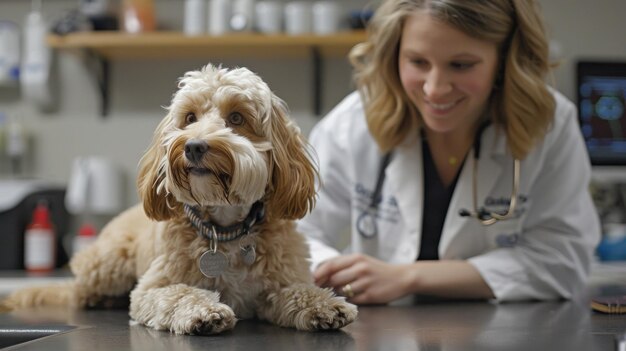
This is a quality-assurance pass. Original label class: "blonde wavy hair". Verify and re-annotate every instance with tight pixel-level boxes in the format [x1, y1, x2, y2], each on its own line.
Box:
[350, 0, 555, 159]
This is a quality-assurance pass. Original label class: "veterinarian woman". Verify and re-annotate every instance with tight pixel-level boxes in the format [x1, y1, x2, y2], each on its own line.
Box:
[298, 0, 601, 304]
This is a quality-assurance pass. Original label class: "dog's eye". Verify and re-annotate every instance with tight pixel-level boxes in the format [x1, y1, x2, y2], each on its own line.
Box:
[185, 113, 197, 125]
[227, 112, 244, 126]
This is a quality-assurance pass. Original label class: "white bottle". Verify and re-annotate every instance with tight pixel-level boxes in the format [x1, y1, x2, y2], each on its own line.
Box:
[25, 201, 56, 273]
[184, 0, 207, 36]
[72, 223, 98, 255]
[285, 1, 312, 35]
[0, 21, 20, 87]
[21, 4, 53, 110]
[208, 0, 231, 35]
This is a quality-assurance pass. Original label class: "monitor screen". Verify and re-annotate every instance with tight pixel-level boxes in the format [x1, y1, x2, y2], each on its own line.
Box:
[577, 61, 626, 165]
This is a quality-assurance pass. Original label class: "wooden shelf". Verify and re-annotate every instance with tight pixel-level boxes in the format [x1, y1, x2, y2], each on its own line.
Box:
[47, 30, 367, 116]
[47, 30, 367, 59]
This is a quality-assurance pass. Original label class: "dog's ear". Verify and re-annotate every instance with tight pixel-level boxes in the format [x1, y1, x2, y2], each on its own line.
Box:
[137, 114, 178, 221]
[265, 96, 318, 220]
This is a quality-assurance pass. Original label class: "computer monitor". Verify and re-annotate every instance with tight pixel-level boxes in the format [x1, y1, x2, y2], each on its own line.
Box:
[577, 61, 626, 165]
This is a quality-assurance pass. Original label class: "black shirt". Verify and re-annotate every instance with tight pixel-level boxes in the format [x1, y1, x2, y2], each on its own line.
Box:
[418, 140, 464, 261]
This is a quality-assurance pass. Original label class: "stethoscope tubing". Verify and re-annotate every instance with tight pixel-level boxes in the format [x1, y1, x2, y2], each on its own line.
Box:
[356, 120, 519, 238]
[356, 152, 392, 238]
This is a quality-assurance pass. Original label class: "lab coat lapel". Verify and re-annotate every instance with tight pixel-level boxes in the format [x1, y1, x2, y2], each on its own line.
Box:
[386, 137, 423, 245]
[439, 126, 506, 256]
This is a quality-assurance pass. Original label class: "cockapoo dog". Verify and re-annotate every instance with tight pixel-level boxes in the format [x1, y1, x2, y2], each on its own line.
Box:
[3, 64, 357, 335]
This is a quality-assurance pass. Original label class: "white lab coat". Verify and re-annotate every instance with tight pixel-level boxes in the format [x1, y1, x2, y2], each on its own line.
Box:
[298, 90, 601, 302]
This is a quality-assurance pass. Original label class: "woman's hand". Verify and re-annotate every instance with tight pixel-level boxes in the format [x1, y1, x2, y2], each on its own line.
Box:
[314, 253, 416, 304]
[314, 255, 495, 303]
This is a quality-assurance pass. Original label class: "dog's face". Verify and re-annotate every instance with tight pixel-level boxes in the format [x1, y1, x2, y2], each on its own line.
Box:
[137, 65, 317, 221]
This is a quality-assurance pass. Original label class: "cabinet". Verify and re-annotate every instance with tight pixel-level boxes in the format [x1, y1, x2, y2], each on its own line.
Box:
[47, 30, 367, 116]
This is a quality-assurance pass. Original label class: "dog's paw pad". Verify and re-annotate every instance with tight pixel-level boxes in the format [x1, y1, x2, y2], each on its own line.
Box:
[303, 301, 358, 331]
[189, 307, 237, 335]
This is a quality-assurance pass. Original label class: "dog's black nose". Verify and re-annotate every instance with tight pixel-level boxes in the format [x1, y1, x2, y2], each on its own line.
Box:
[185, 139, 209, 164]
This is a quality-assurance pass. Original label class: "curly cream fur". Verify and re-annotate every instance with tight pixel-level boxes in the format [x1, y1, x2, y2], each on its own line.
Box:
[3, 64, 357, 335]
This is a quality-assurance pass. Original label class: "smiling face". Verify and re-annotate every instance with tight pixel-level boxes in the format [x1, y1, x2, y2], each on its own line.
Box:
[398, 11, 499, 138]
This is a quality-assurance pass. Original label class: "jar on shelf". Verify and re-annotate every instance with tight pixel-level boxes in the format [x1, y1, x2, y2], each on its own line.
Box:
[121, 0, 156, 33]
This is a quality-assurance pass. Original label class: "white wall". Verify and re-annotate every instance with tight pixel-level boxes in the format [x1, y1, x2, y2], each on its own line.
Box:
[1, 0, 625, 209]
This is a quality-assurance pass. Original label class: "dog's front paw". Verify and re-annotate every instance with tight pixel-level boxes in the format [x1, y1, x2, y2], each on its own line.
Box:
[173, 302, 237, 335]
[298, 297, 358, 331]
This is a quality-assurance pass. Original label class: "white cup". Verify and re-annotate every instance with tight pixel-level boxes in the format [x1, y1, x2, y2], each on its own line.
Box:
[255, 1, 282, 34]
[65, 157, 123, 215]
[312, 1, 341, 35]
[231, 0, 255, 32]
[208, 0, 231, 35]
[284, 1, 312, 35]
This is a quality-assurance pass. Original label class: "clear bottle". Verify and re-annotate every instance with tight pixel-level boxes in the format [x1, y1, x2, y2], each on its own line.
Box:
[6, 114, 26, 175]
[24, 201, 56, 273]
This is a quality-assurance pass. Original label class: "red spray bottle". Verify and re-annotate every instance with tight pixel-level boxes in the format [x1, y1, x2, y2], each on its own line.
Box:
[24, 201, 56, 273]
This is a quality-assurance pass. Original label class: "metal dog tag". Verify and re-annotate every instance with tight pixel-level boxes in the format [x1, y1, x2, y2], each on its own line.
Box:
[199, 251, 229, 278]
[240, 245, 256, 266]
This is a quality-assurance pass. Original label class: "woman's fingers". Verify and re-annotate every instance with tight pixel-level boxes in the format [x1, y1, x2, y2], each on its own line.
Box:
[313, 254, 363, 287]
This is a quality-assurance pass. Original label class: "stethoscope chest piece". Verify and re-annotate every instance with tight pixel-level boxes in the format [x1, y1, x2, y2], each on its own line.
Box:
[356, 209, 378, 238]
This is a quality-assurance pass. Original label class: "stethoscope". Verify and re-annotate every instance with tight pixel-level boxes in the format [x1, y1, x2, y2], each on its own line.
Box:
[356, 152, 392, 238]
[355, 121, 521, 238]
[457, 122, 521, 226]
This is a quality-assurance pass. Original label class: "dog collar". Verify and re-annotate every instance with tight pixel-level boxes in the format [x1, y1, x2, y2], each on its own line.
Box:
[184, 201, 265, 242]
